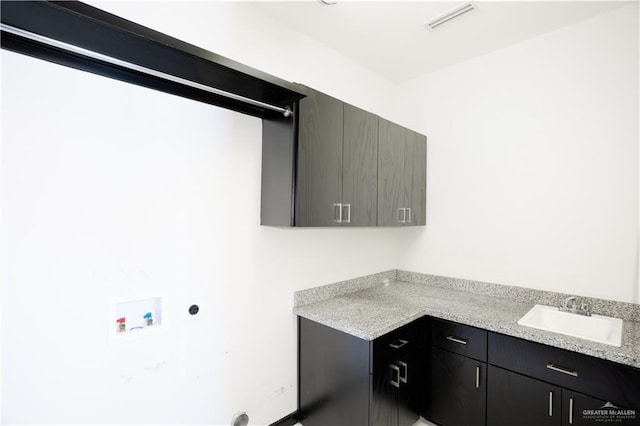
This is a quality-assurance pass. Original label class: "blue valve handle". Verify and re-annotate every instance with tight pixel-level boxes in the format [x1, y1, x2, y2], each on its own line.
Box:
[143, 312, 152, 319]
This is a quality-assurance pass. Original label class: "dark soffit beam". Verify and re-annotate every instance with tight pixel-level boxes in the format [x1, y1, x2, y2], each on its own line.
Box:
[1, 0, 305, 119]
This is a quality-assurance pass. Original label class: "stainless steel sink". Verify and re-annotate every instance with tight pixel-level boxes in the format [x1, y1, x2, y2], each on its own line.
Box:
[517, 304, 623, 346]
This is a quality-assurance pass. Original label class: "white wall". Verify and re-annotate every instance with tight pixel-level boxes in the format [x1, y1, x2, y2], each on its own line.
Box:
[0, 2, 398, 424]
[86, 1, 395, 118]
[3, 2, 639, 425]
[390, 4, 639, 303]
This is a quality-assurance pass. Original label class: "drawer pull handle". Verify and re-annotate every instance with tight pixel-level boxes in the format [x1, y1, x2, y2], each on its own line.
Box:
[549, 390, 553, 416]
[389, 339, 408, 349]
[569, 397, 574, 424]
[399, 361, 408, 383]
[390, 364, 400, 388]
[546, 363, 578, 377]
[446, 336, 468, 345]
[475, 366, 480, 388]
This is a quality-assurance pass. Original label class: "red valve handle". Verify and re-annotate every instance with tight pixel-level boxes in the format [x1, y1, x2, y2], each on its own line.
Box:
[116, 317, 126, 323]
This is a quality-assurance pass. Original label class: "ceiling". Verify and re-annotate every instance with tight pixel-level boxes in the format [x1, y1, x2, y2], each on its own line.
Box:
[250, 1, 632, 83]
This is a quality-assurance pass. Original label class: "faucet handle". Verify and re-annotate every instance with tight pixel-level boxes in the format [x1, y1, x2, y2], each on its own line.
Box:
[561, 296, 577, 309]
[580, 303, 591, 316]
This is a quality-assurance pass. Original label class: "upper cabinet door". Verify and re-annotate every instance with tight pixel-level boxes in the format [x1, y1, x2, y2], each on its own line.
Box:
[378, 119, 407, 226]
[342, 104, 378, 226]
[378, 119, 426, 226]
[405, 128, 426, 226]
[296, 89, 344, 227]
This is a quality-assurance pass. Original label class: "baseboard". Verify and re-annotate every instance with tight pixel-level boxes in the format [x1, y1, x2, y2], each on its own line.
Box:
[269, 411, 298, 426]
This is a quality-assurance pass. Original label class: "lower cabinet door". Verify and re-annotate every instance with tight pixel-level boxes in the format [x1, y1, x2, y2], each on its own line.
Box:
[488, 365, 561, 426]
[371, 348, 420, 425]
[425, 347, 486, 426]
[398, 384, 415, 426]
[371, 364, 398, 426]
[397, 354, 420, 426]
[561, 391, 607, 426]
[372, 318, 422, 426]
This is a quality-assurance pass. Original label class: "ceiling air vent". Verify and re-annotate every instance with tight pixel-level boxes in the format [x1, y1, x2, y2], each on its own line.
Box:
[425, 2, 476, 31]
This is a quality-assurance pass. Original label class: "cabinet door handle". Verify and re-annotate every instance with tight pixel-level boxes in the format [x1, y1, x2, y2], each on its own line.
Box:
[398, 361, 408, 384]
[397, 208, 406, 224]
[390, 364, 400, 388]
[548, 390, 553, 416]
[569, 397, 574, 424]
[333, 203, 342, 223]
[389, 339, 408, 349]
[342, 203, 351, 224]
[475, 366, 480, 388]
[406, 207, 411, 225]
[446, 336, 468, 345]
[546, 363, 578, 377]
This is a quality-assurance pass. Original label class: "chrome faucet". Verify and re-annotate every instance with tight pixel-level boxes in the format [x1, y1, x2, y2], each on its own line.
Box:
[559, 296, 591, 316]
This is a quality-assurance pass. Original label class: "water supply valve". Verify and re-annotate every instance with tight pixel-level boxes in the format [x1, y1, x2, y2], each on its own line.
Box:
[116, 317, 126, 332]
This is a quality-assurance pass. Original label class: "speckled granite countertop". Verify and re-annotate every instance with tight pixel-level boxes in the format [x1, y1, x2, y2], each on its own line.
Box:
[294, 280, 640, 369]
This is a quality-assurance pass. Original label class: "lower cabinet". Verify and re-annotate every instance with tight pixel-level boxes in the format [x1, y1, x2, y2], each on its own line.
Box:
[424, 319, 488, 426]
[488, 364, 561, 425]
[298, 316, 423, 426]
[371, 331, 420, 426]
[561, 390, 609, 426]
[422, 321, 640, 426]
[370, 319, 423, 426]
[426, 347, 486, 426]
[488, 365, 613, 426]
[299, 315, 640, 426]
[487, 333, 640, 426]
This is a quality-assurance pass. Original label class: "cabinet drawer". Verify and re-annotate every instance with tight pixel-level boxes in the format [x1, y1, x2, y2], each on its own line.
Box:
[488, 332, 640, 410]
[431, 318, 487, 362]
[372, 318, 423, 375]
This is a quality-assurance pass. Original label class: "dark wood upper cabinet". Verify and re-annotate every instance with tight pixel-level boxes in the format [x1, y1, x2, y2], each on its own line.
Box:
[261, 86, 425, 227]
[406, 127, 427, 226]
[342, 103, 379, 226]
[295, 89, 344, 226]
[378, 118, 426, 226]
[378, 119, 405, 227]
[296, 89, 378, 227]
